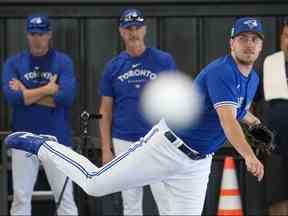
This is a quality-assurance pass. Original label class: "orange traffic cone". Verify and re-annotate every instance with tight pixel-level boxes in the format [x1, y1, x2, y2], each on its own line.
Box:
[217, 156, 243, 216]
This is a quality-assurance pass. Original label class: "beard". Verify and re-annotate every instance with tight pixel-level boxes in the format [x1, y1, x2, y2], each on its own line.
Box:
[235, 56, 254, 65]
[235, 51, 257, 65]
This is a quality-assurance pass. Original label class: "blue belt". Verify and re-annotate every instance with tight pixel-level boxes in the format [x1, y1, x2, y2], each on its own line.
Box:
[164, 131, 206, 160]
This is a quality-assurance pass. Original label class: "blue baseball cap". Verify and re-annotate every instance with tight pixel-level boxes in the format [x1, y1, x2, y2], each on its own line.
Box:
[26, 15, 51, 33]
[119, 8, 145, 28]
[231, 17, 264, 39]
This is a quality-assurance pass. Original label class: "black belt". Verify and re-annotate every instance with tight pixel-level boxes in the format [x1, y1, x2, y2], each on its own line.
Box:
[164, 131, 206, 160]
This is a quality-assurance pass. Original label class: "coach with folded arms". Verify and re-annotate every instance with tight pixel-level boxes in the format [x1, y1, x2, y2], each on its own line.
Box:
[1, 14, 78, 215]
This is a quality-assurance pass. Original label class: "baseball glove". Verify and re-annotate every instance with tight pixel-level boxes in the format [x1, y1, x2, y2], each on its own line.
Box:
[248, 124, 275, 157]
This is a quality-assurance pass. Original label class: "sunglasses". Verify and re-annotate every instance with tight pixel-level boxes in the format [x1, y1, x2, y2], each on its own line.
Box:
[120, 14, 144, 23]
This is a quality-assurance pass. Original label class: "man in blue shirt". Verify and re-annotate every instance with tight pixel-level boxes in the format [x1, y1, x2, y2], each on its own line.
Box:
[99, 8, 176, 215]
[5, 17, 264, 215]
[2, 14, 78, 215]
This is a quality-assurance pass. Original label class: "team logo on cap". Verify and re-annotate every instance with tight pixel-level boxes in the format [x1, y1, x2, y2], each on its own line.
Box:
[243, 19, 258, 29]
[29, 17, 43, 25]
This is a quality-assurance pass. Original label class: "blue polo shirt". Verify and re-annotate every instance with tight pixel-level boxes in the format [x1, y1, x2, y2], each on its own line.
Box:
[100, 47, 176, 141]
[2, 49, 76, 146]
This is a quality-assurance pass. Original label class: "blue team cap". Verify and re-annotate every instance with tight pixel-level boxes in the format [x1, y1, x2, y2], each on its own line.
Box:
[119, 8, 145, 28]
[26, 14, 51, 33]
[231, 17, 264, 39]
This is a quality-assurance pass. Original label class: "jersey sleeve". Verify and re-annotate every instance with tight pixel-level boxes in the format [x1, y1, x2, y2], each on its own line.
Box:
[1, 56, 25, 106]
[206, 66, 238, 110]
[100, 62, 114, 97]
[53, 55, 76, 107]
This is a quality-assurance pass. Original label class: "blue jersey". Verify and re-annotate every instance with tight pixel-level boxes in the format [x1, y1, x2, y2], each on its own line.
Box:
[100, 47, 176, 141]
[176, 55, 259, 154]
[2, 49, 76, 146]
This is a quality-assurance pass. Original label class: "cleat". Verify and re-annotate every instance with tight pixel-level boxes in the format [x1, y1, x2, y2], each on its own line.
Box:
[5, 132, 49, 154]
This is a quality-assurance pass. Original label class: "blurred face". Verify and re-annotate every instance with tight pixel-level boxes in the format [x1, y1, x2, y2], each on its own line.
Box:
[27, 32, 51, 56]
[281, 25, 288, 59]
[119, 25, 146, 47]
[230, 32, 263, 65]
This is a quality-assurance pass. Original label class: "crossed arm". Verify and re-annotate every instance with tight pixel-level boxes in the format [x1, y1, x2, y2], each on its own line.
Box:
[9, 75, 58, 107]
[2, 54, 76, 108]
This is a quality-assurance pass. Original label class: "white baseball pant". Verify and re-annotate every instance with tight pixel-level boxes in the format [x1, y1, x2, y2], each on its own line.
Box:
[38, 120, 212, 215]
[113, 138, 169, 215]
[10, 149, 78, 216]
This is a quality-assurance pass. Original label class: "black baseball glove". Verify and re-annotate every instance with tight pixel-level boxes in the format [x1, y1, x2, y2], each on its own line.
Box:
[248, 124, 275, 157]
